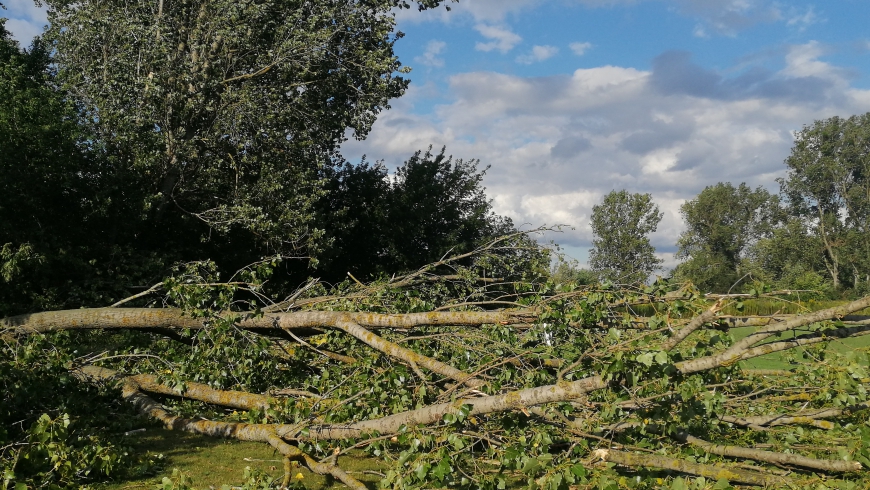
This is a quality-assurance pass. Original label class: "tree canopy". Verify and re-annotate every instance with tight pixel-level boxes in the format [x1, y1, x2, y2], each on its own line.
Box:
[1, 2, 523, 314]
[779, 114, 870, 291]
[315, 148, 514, 282]
[674, 183, 779, 293]
[42, 0, 458, 258]
[588, 190, 663, 285]
[672, 113, 870, 297]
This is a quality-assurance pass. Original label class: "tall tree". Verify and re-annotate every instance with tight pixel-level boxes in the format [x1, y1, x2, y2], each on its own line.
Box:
[44, 0, 452, 257]
[387, 148, 504, 273]
[588, 190, 663, 284]
[745, 217, 831, 294]
[314, 148, 515, 282]
[674, 182, 779, 293]
[0, 21, 148, 315]
[779, 113, 870, 290]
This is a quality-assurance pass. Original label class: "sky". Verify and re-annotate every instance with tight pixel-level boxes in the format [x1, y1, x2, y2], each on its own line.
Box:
[4, 0, 870, 269]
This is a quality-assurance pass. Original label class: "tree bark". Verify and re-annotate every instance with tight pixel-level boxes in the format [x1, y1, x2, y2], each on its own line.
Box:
[3, 308, 534, 335]
[675, 431, 861, 472]
[592, 449, 784, 486]
[333, 317, 484, 388]
[87, 366, 366, 489]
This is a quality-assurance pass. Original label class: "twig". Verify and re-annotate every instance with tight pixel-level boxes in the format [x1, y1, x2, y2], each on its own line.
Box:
[110, 282, 164, 307]
[661, 300, 723, 351]
[281, 329, 356, 364]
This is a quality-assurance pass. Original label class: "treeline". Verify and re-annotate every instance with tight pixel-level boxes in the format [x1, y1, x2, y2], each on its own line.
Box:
[565, 113, 870, 297]
[678, 114, 870, 297]
[0, 11, 539, 318]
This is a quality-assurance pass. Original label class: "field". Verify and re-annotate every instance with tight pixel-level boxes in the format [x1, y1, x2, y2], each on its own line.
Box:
[96, 429, 384, 490]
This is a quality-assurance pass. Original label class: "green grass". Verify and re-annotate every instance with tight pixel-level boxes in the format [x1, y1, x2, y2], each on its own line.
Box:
[721, 298, 870, 316]
[630, 297, 870, 318]
[96, 429, 384, 490]
[734, 327, 870, 370]
[631, 297, 870, 370]
[723, 298, 870, 370]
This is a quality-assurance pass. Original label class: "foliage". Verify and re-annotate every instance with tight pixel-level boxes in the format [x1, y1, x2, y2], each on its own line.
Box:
[779, 113, 870, 291]
[7, 2, 870, 487]
[2, 1, 497, 316]
[314, 147, 516, 282]
[7, 253, 870, 489]
[589, 190, 663, 285]
[549, 255, 597, 286]
[42, 0, 457, 256]
[0, 332, 162, 488]
[743, 217, 833, 296]
[673, 183, 779, 293]
[0, 20, 163, 316]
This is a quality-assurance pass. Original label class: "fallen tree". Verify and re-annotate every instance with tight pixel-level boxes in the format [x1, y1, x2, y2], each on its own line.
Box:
[4, 243, 870, 489]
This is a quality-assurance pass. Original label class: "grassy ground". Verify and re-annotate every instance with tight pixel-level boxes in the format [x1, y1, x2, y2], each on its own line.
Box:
[96, 429, 384, 490]
[728, 298, 870, 370]
[736, 327, 870, 370]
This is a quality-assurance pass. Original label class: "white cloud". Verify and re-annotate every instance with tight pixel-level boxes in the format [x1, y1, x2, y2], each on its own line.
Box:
[516, 45, 559, 64]
[414, 40, 447, 68]
[474, 24, 523, 53]
[780, 41, 848, 85]
[1, 1, 48, 45]
[786, 5, 822, 31]
[2, 0, 47, 21]
[569, 42, 593, 56]
[341, 45, 870, 261]
[3, 18, 43, 45]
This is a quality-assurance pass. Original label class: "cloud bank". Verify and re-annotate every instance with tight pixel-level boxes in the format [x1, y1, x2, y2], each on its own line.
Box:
[342, 42, 870, 264]
[1, 1, 48, 45]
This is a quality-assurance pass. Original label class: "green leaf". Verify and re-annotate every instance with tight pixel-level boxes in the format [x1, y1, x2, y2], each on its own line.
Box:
[520, 456, 541, 474]
[713, 479, 734, 489]
[636, 352, 654, 367]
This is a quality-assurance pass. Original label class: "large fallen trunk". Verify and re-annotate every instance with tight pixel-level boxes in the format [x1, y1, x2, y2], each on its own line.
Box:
[2, 308, 535, 334]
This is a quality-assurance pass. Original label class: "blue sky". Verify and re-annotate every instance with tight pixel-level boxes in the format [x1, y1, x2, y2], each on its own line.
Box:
[4, 0, 870, 268]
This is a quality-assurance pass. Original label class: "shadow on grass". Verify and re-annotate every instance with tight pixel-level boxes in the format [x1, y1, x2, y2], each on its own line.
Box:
[98, 427, 385, 490]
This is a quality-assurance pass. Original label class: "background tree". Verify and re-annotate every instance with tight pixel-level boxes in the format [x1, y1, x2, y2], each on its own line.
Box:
[43, 0, 453, 264]
[779, 113, 870, 291]
[549, 256, 597, 286]
[673, 182, 779, 293]
[588, 190, 663, 284]
[745, 217, 832, 295]
[0, 21, 156, 315]
[314, 148, 523, 283]
[2, 0, 543, 318]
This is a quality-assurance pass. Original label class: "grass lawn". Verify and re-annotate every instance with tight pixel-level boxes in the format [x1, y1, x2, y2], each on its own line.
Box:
[714, 298, 870, 370]
[96, 429, 384, 490]
[734, 327, 870, 370]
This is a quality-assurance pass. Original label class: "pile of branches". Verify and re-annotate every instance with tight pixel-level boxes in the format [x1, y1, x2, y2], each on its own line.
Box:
[4, 237, 870, 489]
